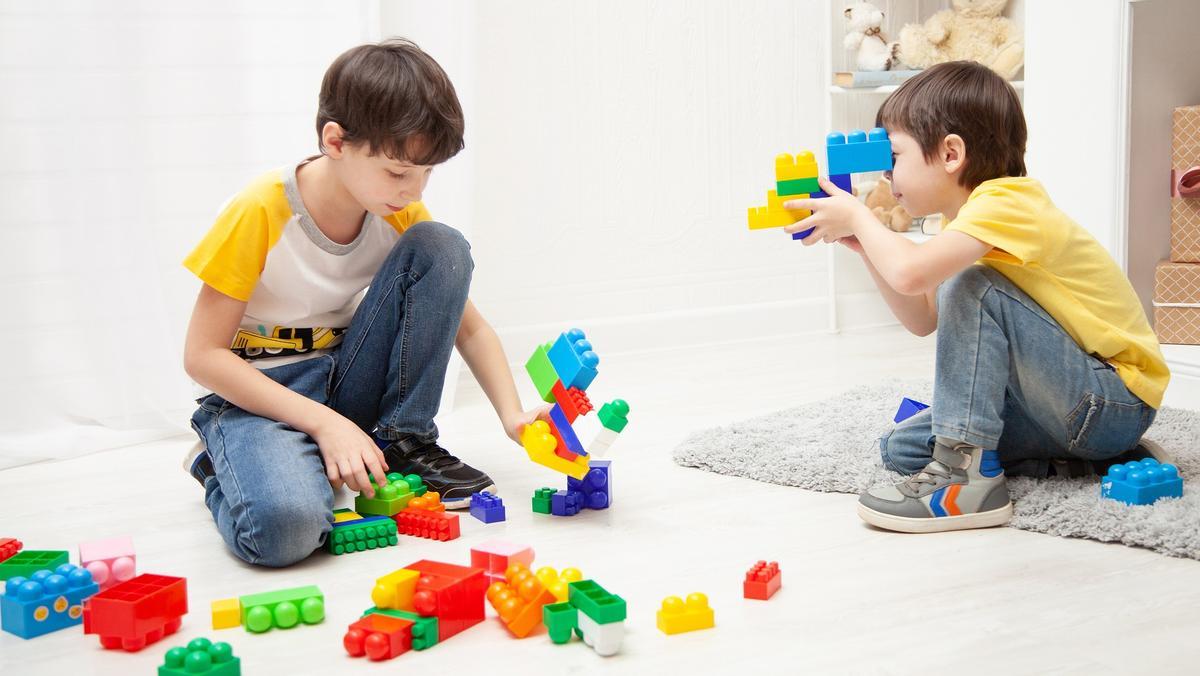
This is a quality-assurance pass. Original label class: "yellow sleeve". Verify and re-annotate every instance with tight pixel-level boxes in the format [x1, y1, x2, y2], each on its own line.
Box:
[384, 200, 433, 234]
[943, 183, 1048, 265]
[182, 192, 273, 302]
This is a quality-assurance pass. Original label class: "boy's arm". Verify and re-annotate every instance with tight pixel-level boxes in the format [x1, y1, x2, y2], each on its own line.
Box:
[853, 223, 992, 296]
[455, 299, 548, 444]
[183, 283, 388, 494]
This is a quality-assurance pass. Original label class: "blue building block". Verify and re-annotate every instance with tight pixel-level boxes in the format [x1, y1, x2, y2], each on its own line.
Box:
[469, 491, 506, 523]
[547, 328, 600, 391]
[548, 404, 585, 455]
[809, 173, 853, 199]
[1100, 459, 1183, 506]
[791, 226, 815, 241]
[551, 490, 583, 517]
[567, 460, 611, 510]
[893, 397, 930, 423]
[1, 564, 99, 638]
[827, 128, 892, 176]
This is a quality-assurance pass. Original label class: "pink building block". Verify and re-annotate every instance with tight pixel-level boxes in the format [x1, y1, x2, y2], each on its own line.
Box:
[79, 536, 136, 590]
[469, 540, 534, 582]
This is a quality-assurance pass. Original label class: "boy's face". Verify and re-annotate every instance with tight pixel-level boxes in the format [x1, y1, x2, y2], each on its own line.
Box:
[337, 142, 433, 217]
[884, 130, 961, 218]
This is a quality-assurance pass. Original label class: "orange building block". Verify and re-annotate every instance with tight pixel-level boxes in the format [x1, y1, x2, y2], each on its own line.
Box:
[485, 563, 557, 638]
[407, 492, 445, 512]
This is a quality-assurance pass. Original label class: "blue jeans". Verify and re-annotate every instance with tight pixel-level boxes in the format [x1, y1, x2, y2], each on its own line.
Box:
[189, 221, 473, 567]
[881, 266, 1156, 479]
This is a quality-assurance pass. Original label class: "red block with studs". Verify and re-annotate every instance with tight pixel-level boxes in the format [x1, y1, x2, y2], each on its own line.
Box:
[404, 560, 488, 641]
[394, 508, 460, 541]
[743, 561, 781, 600]
[82, 574, 188, 651]
[0, 538, 22, 563]
[344, 612, 414, 661]
[551, 381, 593, 423]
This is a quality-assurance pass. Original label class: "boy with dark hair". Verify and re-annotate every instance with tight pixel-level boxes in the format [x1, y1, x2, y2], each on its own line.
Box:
[181, 39, 545, 566]
[784, 61, 1169, 533]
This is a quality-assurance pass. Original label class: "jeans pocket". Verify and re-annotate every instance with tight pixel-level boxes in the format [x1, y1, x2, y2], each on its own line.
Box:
[1066, 392, 1152, 459]
[196, 392, 228, 414]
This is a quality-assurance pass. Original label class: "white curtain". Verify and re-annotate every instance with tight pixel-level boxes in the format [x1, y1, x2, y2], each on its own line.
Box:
[0, 0, 393, 467]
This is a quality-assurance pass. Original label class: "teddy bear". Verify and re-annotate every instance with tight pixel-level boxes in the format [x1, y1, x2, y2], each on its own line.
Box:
[843, 2, 899, 72]
[864, 177, 913, 232]
[898, 0, 1024, 80]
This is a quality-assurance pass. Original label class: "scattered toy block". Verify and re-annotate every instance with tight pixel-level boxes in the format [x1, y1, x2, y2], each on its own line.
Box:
[486, 563, 557, 638]
[547, 328, 600, 391]
[525, 343, 560, 403]
[83, 573, 187, 651]
[372, 568, 420, 612]
[363, 607, 439, 650]
[893, 397, 930, 424]
[551, 490, 582, 517]
[568, 580, 627, 625]
[748, 189, 811, 230]
[344, 611, 413, 661]
[657, 592, 714, 635]
[79, 536, 136, 591]
[210, 597, 241, 630]
[355, 473, 416, 516]
[743, 561, 781, 601]
[543, 601, 578, 644]
[158, 637, 240, 676]
[470, 541, 535, 582]
[826, 127, 892, 175]
[1101, 459, 1184, 506]
[238, 585, 324, 633]
[407, 491, 446, 512]
[568, 460, 612, 510]
[470, 492, 506, 523]
[395, 508, 460, 541]
[0, 538, 22, 564]
[522, 420, 589, 479]
[596, 400, 630, 432]
[404, 559, 488, 640]
[576, 609, 624, 656]
[551, 381, 593, 422]
[532, 487, 555, 514]
[0, 550, 69, 581]
[327, 511, 399, 555]
[1, 564, 99, 638]
[535, 566, 583, 602]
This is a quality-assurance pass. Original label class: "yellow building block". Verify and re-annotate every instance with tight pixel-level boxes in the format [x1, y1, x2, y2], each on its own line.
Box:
[747, 190, 811, 230]
[522, 420, 589, 480]
[211, 597, 241, 630]
[775, 150, 818, 181]
[656, 592, 715, 635]
[333, 510, 362, 524]
[535, 566, 583, 602]
[372, 568, 420, 611]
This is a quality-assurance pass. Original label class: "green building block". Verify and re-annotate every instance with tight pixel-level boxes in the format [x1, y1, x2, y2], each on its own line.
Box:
[159, 637, 240, 676]
[327, 513, 399, 555]
[525, 343, 559, 403]
[363, 607, 439, 649]
[532, 487, 554, 514]
[776, 176, 820, 196]
[405, 473, 428, 497]
[355, 472, 416, 516]
[568, 580, 627, 624]
[543, 602, 578, 644]
[238, 585, 325, 633]
[597, 400, 630, 432]
[0, 550, 69, 580]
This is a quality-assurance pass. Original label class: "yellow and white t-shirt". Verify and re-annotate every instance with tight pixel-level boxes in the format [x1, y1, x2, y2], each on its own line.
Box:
[184, 160, 431, 367]
[944, 177, 1169, 408]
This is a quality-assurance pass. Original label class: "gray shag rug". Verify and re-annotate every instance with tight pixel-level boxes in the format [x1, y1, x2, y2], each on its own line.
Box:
[673, 380, 1200, 560]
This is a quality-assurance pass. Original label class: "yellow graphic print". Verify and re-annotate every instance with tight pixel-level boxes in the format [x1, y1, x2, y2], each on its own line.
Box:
[230, 326, 345, 360]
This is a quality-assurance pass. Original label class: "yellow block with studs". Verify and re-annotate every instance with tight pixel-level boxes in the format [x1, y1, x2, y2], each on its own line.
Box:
[656, 592, 715, 635]
[775, 150, 818, 181]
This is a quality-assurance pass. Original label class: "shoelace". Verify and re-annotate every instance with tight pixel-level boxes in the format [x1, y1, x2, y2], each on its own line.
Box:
[905, 460, 953, 489]
[401, 441, 462, 471]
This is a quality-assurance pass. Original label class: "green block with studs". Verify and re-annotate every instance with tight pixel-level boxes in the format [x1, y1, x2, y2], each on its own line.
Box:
[597, 400, 630, 432]
[238, 585, 325, 633]
[568, 579, 627, 624]
[0, 550, 69, 580]
[159, 637, 240, 676]
[543, 601, 578, 644]
[327, 513, 398, 555]
[532, 487, 555, 514]
[354, 473, 416, 516]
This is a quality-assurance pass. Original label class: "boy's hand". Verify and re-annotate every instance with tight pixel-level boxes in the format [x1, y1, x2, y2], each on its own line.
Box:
[503, 405, 553, 445]
[310, 414, 390, 497]
[782, 176, 875, 245]
[837, 234, 866, 255]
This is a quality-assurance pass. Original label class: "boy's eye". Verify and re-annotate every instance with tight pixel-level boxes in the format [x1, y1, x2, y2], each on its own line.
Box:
[388, 171, 407, 179]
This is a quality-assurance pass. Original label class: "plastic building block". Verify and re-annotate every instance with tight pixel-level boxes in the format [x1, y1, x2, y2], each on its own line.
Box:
[775, 151, 820, 197]
[576, 609, 624, 656]
[364, 607, 438, 650]
[159, 637, 240, 676]
[551, 381, 593, 423]
[543, 602, 578, 644]
[597, 399, 630, 432]
[827, 127, 892, 175]
[567, 580, 627, 625]
[79, 536, 136, 591]
[1, 564, 99, 638]
[486, 563, 557, 638]
[656, 592, 715, 635]
[748, 189, 811, 230]
[548, 404, 585, 455]
[791, 224, 816, 240]
[238, 585, 324, 633]
[743, 561, 781, 601]
[403, 559, 488, 640]
[372, 568, 420, 611]
[551, 490, 583, 517]
[333, 509, 362, 523]
[589, 426, 621, 458]
[0, 538, 22, 563]
[535, 566, 583, 603]
[521, 420, 590, 479]
[211, 598, 240, 630]
[0, 550, 68, 581]
[327, 511, 399, 555]
[470, 540, 535, 582]
[395, 507, 460, 541]
[83, 573, 187, 651]
[407, 491, 446, 512]
[547, 328, 600, 391]
[344, 612, 412, 661]
[525, 343, 560, 403]
[532, 487, 555, 514]
[810, 173, 853, 198]
[1100, 459, 1184, 505]
[469, 492, 506, 523]
[568, 460, 612, 510]
[893, 397, 931, 424]
[355, 473, 417, 516]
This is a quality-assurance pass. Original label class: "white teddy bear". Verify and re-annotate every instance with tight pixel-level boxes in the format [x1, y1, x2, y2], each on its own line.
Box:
[898, 0, 1024, 79]
[843, 2, 899, 71]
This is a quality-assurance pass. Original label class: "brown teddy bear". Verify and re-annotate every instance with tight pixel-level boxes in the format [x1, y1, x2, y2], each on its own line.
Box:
[898, 0, 1024, 80]
[864, 177, 913, 232]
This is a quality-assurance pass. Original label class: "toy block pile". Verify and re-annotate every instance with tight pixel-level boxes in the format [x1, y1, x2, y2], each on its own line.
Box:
[532, 458, 614, 517]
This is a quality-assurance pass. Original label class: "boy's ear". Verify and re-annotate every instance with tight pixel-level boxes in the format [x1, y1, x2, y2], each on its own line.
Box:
[942, 133, 967, 177]
[321, 121, 348, 158]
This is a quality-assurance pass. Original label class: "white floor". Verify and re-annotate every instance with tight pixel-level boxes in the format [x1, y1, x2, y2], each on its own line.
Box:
[3, 327, 1200, 675]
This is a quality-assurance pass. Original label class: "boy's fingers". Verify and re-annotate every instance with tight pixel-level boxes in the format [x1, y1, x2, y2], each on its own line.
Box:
[365, 452, 389, 492]
[782, 198, 815, 212]
[351, 461, 373, 498]
[818, 175, 848, 195]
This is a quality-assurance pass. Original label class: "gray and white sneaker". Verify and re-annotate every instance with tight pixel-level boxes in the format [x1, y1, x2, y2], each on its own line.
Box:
[858, 440, 1012, 533]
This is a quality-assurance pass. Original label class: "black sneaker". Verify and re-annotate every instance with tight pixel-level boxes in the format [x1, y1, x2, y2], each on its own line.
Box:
[182, 442, 214, 487]
[1050, 437, 1174, 478]
[379, 435, 495, 509]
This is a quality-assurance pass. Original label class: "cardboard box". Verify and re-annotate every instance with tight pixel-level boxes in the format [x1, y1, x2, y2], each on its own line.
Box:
[1171, 105, 1200, 262]
[1154, 261, 1200, 344]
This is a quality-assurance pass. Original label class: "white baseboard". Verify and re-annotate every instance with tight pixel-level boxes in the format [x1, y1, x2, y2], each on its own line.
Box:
[1162, 344, 1200, 409]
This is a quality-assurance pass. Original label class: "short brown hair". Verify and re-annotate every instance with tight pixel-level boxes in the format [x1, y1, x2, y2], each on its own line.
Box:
[317, 38, 464, 165]
[876, 61, 1026, 189]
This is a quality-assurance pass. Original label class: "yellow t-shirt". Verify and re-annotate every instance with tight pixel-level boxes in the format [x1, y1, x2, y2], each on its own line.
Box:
[944, 177, 1169, 408]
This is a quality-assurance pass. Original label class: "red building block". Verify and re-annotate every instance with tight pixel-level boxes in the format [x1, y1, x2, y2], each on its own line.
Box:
[404, 560, 487, 641]
[551, 381, 593, 423]
[743, 561, 781, 601]
[83, 574, 188, 651]
[394, 508, 460, 542]
[485, 563, 557, 638]
[0, 538, 22, 563]
[344, 612, 413, 661]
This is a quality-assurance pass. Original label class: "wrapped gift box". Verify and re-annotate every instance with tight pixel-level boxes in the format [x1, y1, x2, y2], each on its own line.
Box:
[1171, 105, 1200, 262]
[1154, 261, 1200, 344]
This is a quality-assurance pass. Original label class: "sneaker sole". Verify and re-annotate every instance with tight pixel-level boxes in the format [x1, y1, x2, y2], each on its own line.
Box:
[857, 501, 1013, 534]
[441, 484, 496, 510]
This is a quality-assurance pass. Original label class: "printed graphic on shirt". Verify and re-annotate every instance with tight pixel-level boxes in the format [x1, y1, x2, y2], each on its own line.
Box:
[231, 326, 345, 360]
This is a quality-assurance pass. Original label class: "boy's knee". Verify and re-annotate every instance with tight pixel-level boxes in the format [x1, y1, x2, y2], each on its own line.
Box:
[404, 221, 473, 268]
[236, 494, 330, 568]
[937, 265, 995, 305]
